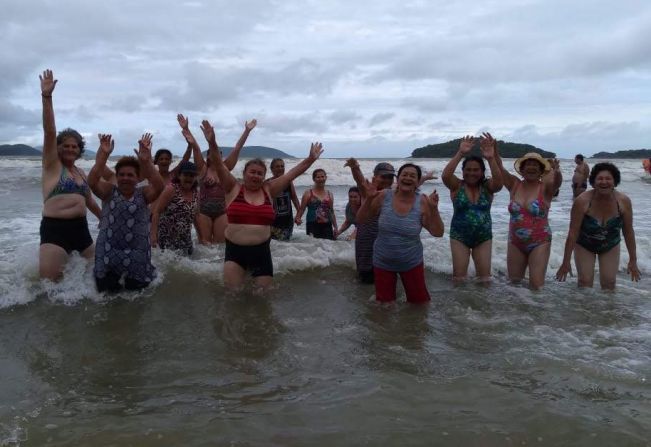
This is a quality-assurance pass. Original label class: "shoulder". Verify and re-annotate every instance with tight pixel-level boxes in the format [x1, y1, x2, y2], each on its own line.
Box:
[615, 190, 632, 207]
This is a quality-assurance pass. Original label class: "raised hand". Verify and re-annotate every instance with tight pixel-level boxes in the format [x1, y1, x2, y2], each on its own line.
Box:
[426, 189, 440, 209]
[479, 132, 496, 159]
[97, 134, 114, 156]
[308, 142, 324, 161]
[200, 120, 216, 143]
[39, 69, 57, 96]
[135, 133, 154, 163]
[550, 158, 560, 171]
[344, 157, 359, 169]
[421, 170, 438, 182]
[177, 114, 189, 130]
[245, 119, 257, 130]
[458, 135, 475, 155]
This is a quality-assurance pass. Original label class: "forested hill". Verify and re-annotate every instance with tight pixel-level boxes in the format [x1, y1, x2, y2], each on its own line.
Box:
[591, 149, 651, 159]
[412, 139, 555, 158]
[221, 146, 295, 159]
[0, 144, 41, 156]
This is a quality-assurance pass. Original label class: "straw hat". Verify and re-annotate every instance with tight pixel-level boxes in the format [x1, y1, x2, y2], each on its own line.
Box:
[514, 152, 551, 176]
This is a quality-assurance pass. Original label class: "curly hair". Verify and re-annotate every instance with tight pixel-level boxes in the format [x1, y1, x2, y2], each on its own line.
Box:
[589, 162, 620, 187]
[56, 128, 85, 158]
[115, 156, 140, 177]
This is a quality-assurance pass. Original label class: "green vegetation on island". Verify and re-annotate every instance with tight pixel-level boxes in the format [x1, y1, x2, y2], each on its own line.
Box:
[412, 139, 556, 159]
[591, 149, 651, 159]
[0, 144, 41, 156]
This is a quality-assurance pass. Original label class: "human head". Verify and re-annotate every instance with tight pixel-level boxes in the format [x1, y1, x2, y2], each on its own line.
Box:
[243, 158, 267, 189]
[114, 156, 140, 194]
[154, 148, 173, 165]
[115, 156, 140, 177]
[461, 155, 486, 185]
[312, 168, 326, 181]
[397, 163, 422, 180]
[348, 186, 361, 206]
[270, 158, 285, 177]
[575, 154, 584, 163]
[589, 162, 620, 187]
[56, 128, 85, 160]
[514, 152, 550, 177]
[176, 160, 198, 189]
[373, 162, 395, 190]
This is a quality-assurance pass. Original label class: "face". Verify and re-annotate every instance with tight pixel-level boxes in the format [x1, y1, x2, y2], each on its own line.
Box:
[156, 153, 172, 170]
[178, 172, 197, 189]
[313, 171, 327, 185]
[374, 174, 395, 190]
[521, 159, 543, 179]
[116, 166, 139, 193]
[271, 161, 285, 177]
[244, 164, 266, 189]
[593, 170, 615, 192]
[462, 160, 484, 185]
[397, 167, 419, 190]
[57, 137, 81, 163]
[575, 156, 582, 165]
[348, 191, 361, 206]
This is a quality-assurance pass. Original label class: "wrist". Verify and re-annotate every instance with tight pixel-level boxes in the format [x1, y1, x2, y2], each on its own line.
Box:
[41, 93, 52, 98]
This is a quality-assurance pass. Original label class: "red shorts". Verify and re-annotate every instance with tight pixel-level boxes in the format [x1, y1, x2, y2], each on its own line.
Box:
[373, 263, 430, 303]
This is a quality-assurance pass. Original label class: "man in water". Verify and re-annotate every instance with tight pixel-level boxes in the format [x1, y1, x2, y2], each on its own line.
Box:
[572, 154, 589, 199]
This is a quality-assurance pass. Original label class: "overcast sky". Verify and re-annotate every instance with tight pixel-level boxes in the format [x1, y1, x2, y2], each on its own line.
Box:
[2, 0, 650, 157]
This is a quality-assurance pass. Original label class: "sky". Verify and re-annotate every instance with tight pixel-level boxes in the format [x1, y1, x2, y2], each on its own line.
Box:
[2, 0, 650, 158]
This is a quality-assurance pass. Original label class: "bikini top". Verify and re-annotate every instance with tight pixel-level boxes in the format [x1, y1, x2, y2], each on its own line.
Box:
[508, 182, 548, 218]
[46, 166, 89, 201]
[226, 185, 276, 226]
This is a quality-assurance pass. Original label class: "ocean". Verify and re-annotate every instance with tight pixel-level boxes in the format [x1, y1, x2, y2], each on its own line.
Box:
[0, 157, 650, 446]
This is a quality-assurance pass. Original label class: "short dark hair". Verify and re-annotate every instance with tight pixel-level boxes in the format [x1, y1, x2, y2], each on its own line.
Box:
[348, 186, 360, 194]
[589, 162, 620, 187]
[397, 163, 422, 180]
[270, 158, 284, 168]
[115, 156, 140, 176]
[312, 168, 326, 180]
[462, 155, 487, 183]
[56, 128, 85, 158]
[154, 149, 172, 164]
[575, 154, 584, 161]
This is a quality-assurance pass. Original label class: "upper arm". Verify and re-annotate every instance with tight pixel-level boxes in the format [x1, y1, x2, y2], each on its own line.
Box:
[154, 185, 174, 213]
[91, 180, 114, 202]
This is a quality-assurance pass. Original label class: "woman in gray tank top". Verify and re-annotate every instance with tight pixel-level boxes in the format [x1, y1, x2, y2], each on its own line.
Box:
[357, 163, 444, 303]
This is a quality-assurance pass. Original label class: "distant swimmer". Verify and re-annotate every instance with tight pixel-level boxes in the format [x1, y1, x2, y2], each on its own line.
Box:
[495, 151, 562, 290]
[266, 158, 301, 241]
[357, 163, 444, 303]
[572, 154, 589, 199]
[556, 162, 640, 289]
[88, 134, 164, 292]
[38, 69, 102, 281]
[295, 169, 338, 240]
[200, 120, 323, 292]
[441, 133, 503, 284]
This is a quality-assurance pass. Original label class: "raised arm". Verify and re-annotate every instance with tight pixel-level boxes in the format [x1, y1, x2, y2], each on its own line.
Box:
[418, 170, 438, 186]
[200, 120, 238, 193]
[543, 158, 562, 197]
[480, 133, 503, 193]
[150, 184, 175, 248]
[442, 136, 474, 191]
[40, 69, 59, 170]
[177, 114, 206, 174]
[620, 194, 640, 282]
[344, 158, 370, 197]
[555, 195, 587, 281]
[88, 134, 116, 201]
[223, 119, 257, 171]
[493, 140, 519, 191]
[136, 133, 165, 204]
[266, 142, 324, 198]
[356, 188, 384, 224]
[421, 190, 444, 237]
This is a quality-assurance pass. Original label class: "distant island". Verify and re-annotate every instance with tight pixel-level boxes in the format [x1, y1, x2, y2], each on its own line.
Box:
[412, 139, 556, 158]
[1, 143, 293, 160]
[591, 149, 651, 159]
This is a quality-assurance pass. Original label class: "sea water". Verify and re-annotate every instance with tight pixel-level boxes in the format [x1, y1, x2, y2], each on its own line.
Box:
[0, 157, 649, 446]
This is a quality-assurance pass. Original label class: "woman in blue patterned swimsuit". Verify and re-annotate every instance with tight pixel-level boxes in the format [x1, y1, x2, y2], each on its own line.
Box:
[88, 134, 164, 292]
[556, 162, 640, 289]
[441, 133, 503, 283]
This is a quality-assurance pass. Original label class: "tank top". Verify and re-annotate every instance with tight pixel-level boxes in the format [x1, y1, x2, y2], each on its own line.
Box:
[226, 185, 276, 226]
[373, 190, 423, 272]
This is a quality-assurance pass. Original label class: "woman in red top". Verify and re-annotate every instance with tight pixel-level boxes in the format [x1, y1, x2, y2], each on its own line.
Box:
[200, 120, 324, 291]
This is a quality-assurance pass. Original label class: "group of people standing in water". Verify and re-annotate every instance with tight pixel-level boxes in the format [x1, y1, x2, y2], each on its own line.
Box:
[37, 69, 641, 301]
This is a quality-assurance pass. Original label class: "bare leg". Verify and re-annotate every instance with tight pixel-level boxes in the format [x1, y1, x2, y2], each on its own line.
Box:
[223, 261, 247, 290]
[80, 243, 95, 260]
[527, 242, 551, 290]
[471, 240, 493, 283]
[212, 214, 228, 244]
[574, 244, 596, 288]
[253, 275, 274, 293]
[597, 244, 620, 290]
[39, 243, 68, 281]
[195, 214, 213, 245]
[506, 243, 528, 284]
[450, 239, 471, 284]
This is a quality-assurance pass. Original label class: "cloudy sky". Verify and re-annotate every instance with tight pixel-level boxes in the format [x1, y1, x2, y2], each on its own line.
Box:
[2, 0, 650, 157]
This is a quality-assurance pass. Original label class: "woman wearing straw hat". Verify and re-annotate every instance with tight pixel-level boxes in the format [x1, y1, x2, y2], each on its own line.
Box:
[496, 151, 562, 289]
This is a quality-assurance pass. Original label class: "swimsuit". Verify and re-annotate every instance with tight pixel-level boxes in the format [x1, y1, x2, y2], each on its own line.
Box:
[224, 238, 273, 277]
[355, 217, 378, 283]
[508, 182, 552, 254]
[45, 166, 90, 201]
[226, 185, 275, 226]
[94, 186, 155, 291]
[576, 193, 623, 254]
[271, 185, 294, 241]
[305, 189, 334, 240]
[158, 184, 198, 255]
[199, 175, 226, 219]
[449, 181, 493, 249]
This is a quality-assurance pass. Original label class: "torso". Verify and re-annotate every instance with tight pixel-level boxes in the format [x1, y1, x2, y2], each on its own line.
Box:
[576, 190, 624, 254]
[158, 184, 198, 252]
[306, 189, 333, 224]
[224, 184, 275, 245]
[42, 164, 89, 219]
